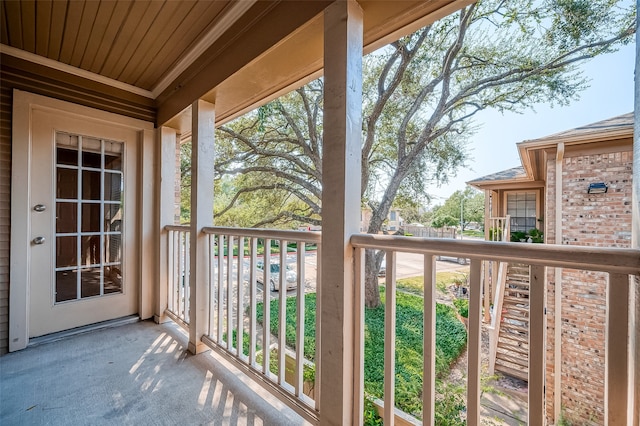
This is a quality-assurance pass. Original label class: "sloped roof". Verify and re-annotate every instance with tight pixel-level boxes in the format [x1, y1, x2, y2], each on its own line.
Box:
[469, 112, 634, 189]
[467, 166, 527, 184]
[520, 112, 633, 145]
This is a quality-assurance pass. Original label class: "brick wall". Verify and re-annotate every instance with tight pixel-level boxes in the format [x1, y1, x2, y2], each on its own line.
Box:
[545, 149, 632, 424]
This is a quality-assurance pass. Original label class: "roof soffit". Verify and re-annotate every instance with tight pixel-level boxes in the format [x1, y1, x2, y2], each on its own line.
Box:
[2, 0, 475, 128]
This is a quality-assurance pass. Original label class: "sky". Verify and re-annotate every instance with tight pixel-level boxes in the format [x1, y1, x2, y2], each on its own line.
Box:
[428, 42, 636, 202]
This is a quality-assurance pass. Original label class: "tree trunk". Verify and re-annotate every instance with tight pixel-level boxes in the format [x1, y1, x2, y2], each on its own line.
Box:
[364, 249, 385, 308]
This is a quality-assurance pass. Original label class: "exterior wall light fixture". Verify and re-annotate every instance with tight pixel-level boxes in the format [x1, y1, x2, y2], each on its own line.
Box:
[587, 182, 608, 194]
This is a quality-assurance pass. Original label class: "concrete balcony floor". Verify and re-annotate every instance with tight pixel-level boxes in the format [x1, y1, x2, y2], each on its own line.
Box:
[0, 320, 308, 426]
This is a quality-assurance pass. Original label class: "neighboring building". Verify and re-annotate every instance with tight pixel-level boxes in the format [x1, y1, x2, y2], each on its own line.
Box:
[360, 208, 403, 232]
[469, 112, 633, 424]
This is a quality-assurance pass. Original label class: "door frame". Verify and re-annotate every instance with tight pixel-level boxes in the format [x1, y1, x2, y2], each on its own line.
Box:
[10, 90, 156, 351]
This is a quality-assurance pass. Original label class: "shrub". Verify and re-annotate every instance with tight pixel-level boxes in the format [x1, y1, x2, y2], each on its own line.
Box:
[257, 290, 468, 420]
[453, 298, 469, 318]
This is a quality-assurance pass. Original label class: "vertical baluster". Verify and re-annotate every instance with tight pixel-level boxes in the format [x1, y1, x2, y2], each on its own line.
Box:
[263, 238, 272, 376]
[249, 237, 258, 366]
[423, 254, 436, 425]
[177, 231, 183, 321]
[174, 231, 179, 314]
[208, 234, 215, 338]
[295, 242, 307, 397]
[384, 250, 396, 426]
[168, 231, 174, 314]
[184, 232, 190, 322]
[467, 258, 482, 426]
[353, 247, 365, 425]
[227, 235, 234, 350]
[529, 265, 545, 426]
[605, 272, 629, 425]
[278, 240, 287, 385]
[217, 234, 224, 343]
[237, 236, 245, 359]
[314, 243, 322, 411]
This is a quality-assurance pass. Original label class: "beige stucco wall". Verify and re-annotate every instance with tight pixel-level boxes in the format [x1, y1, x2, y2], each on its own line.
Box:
[0, 80, 10, 355]
[0, 65, 156, 355]
[545, 149, 633, 424]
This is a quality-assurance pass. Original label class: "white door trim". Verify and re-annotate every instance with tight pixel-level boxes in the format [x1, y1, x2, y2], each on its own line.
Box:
[10, 90, 155, 352]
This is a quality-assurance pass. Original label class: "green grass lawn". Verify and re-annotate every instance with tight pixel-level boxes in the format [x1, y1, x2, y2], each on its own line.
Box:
[462, 229, 484, 238]
[256, 288, 467, 420]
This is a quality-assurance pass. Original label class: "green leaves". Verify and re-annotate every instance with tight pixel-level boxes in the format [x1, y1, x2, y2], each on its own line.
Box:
[431, 188, 484, 230]
[257, 290, 467, 420]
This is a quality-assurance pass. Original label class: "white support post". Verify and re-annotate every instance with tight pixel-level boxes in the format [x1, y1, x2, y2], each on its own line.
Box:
[139, 128, 156, 320]
[483, 190, 491, 322]
[631, 9, 640, 424]
[320, 1, 363, 424]
[423, 255, 436, 425]
[529, 265, 546, 426]
[156, 126, 177, 324]
[188, 99, 215, 354]
[553, 142, 564, 422]
[467, 258, 483, 426]
[353, 247, 365, 425]
[605, 273, 629, 425]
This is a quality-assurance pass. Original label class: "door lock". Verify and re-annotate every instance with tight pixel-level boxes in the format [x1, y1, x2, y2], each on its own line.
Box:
[32, 236, 46, 245]
[33, 204, 46, 212]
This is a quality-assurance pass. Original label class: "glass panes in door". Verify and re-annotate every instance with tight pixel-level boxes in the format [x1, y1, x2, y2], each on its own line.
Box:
[55, 132, 124, 303]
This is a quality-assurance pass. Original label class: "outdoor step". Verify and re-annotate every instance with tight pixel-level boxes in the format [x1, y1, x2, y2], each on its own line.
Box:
[503, 297, 530, 307]
[505, 281, 530, 288]
[496, 351, 529, 367]
[499, 329, 529, 343]
[499, 332, 529, 345]
[501, 311, 529, 320]
[504, 290, 530, 298]
[500, 322, 529, 334]
[506, 280, 530, 286]
[496, 342, 529, 356]
[505, 276, 529, 282]
[503, 294, 529, 302]
[498, 331, 530, 344]
[506, 272, 530, 280]
[502, 311, 529, 321]
[495, 353, 529, 371]
[494, 363, 528, 382]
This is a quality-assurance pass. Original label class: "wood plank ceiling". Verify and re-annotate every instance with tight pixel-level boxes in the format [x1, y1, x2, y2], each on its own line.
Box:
[1, 0, 473, 127]
[1, 0, 230, 91]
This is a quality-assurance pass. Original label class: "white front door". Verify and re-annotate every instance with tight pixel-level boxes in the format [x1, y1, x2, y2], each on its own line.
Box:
[28, 108, 140, 337]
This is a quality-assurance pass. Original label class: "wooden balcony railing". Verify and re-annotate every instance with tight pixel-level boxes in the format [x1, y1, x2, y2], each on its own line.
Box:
[163, 226, 638, 425]
[201, 227, 321, 423]
[165, 225, 190, 328]
[351, 234, 638, 426]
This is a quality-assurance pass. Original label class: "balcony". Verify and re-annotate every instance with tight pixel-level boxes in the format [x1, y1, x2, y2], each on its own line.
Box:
[160, 226, 639, 424]
[3, 225, 636, 425]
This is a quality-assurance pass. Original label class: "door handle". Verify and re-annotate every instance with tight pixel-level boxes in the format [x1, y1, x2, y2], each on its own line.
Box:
[32, 236, 46, 245]
[33, 204, 46, 212]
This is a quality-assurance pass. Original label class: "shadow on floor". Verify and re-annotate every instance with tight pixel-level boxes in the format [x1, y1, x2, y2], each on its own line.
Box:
[0, 320, 308, 425]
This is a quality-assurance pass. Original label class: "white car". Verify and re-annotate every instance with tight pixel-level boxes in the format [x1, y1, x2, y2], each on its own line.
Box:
[256, 260, 297, 292]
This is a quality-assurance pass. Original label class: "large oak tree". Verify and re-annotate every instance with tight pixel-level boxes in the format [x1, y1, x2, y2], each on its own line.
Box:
[209, 0, 634, 307]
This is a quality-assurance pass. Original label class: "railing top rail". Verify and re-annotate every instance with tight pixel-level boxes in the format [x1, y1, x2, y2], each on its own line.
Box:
[202, 226, 322, 244]
[351, 233, 640, 275]
[165, 224, 190, 231]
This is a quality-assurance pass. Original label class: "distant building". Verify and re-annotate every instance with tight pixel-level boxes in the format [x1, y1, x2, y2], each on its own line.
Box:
[360, 208, 403, 232]
[469, 112, 633, 424]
